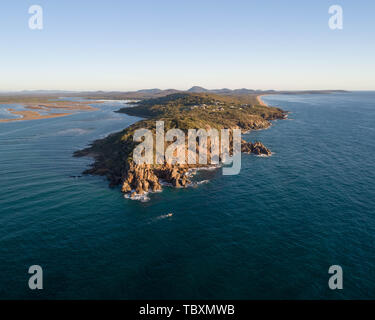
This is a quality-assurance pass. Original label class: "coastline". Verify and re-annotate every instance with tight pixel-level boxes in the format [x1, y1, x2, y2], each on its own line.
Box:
[257, 94, 289, 120]
[256, 94, 270, 107]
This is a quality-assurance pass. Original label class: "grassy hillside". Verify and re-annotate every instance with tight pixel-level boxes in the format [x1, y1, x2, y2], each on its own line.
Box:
[117, 92, 284, 130]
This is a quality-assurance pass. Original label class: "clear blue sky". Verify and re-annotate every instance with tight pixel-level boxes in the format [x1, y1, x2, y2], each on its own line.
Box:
[0, 0, 374, 91]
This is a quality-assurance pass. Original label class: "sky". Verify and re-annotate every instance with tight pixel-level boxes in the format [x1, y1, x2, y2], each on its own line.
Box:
[0, 0, 374, 91]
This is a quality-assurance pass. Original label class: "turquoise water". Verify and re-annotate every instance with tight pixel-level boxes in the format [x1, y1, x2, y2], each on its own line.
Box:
[0, 93, 374, 299]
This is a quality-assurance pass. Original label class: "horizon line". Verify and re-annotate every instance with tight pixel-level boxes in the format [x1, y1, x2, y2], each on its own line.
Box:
[0, 87, 363, 94]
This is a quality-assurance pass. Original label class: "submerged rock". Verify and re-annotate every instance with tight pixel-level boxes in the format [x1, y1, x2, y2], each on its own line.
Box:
[241, 140, 272, 156]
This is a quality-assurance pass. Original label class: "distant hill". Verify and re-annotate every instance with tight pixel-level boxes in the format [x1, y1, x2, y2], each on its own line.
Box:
[0, 86, 349, 101]
[187, 86, 209, 93]
[134, 89, 162, 94]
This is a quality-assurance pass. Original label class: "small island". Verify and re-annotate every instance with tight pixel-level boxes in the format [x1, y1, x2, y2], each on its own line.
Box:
[75, 92, 287, 199]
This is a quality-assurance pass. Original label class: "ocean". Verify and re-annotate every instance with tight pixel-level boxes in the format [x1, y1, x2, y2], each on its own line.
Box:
[0, 92, 374, 299]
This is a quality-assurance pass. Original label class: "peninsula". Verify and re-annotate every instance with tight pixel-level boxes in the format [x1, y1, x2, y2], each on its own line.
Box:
[74, 92, 287, 199]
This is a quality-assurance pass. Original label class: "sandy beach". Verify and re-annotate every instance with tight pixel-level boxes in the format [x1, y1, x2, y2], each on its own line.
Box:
[0, 109, 73, 122]
[0, 101, 99, 122]
[23, 102, 99, 111]
[256, 95, 269, 107]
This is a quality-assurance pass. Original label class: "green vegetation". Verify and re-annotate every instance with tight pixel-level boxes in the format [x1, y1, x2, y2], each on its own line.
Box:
[117, 92, 284, 130]
[75, 92, 286, 186]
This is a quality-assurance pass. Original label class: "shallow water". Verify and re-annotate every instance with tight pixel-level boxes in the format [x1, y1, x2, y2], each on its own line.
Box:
[0, 92, 374, 299]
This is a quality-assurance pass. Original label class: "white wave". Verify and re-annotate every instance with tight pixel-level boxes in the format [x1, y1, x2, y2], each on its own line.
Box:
[124, 192, 150, 202]
[185, 179, 210, 188]
[155, 213, 174, 220]
[123, 186, 163, 202]
[255, 152, 273, 157]
[196, 179, 209, 185]
[196, 165, 221, 171]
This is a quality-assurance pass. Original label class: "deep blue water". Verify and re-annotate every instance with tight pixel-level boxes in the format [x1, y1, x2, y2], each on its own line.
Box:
[0, 92, 374, 299]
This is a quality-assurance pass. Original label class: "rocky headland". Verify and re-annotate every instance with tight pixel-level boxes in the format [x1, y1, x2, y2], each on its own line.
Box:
[74, 92, 286, 199]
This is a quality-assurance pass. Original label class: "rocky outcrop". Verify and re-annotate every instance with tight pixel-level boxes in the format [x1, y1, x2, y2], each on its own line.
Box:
[241, 140, 272, 156]
[121, 162, 161, 195]
[121, 140, 272, 197]
[155, 163, 190, 188]
[121, 162, 191, 197]
[76, 138, 273, 199]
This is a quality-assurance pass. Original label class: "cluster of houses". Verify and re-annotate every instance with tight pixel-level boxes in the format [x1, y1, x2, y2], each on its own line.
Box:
[189, 102, 251, 112]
